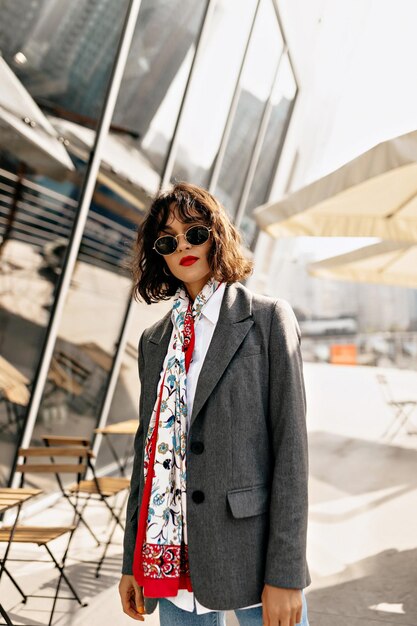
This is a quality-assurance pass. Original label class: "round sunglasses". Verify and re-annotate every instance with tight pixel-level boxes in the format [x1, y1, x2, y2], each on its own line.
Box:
[153, 224, 212, 256]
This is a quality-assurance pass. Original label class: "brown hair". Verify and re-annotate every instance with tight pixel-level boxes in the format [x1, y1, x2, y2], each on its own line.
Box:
[131, 182, 253, 304]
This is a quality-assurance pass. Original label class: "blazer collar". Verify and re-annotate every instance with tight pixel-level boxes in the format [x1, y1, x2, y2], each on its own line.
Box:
[189, 281, 253, 427]
[144, 282, 254, 428]
[148, 281, 252, 345]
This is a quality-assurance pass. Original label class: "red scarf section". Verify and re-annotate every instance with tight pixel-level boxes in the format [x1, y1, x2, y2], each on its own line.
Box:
[132, 303, 195, 597]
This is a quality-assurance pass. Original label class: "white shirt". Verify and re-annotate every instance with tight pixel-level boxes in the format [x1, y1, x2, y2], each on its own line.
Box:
[158, 283, 262, 615]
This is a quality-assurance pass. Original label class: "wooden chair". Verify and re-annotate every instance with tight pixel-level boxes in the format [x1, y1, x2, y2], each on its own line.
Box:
[0, 447, 89, 626]
[42, 435, 130, 576]
[41, 435, 101, 546]
[42, 435, 129, 530]
[376, 373, 417, 440]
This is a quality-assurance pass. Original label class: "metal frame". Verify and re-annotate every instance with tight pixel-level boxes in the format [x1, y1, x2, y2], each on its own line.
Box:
[264, 0, 300, 204]
[7, 0, 301, 489]
[230, 0, 300, 248]
[271, 0, 300, 89]
[233, 45, 287, 229]
[160, 0, 214, 189]
[88, 0, 215, 461]
[208, 0, 300, 236]
[262, 71, 299, 204]
[93, 0, 301, 462]
[89, 301, 136, 461]
[7, 0, 216, 489]
[9, 0, 145, 487]
[208, 0, 261, 193]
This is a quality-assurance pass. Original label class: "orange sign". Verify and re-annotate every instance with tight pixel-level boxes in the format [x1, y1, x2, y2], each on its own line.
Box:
[330, 344, 357, 365]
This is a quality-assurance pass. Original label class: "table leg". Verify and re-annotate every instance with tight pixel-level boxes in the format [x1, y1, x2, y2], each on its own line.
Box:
[0, 603, 14, 626]
[103, 434, 125, 475]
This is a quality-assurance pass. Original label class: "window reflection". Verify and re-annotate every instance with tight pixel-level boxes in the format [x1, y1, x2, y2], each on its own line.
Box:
[95, 298, 171, 472]
[0, 0, 298, 489]
[30, 222, 134, 484]
[25, 0, 210, 489]
[1, 0, 129, 122]
[170, 0, 257, 187]
[0, 157, 87, 485]
[214, 0, 283, 216]
[0, 1, 130, 486]
[113, 0, 209, 179]
[24, 158, 144, 490]
[0, 51, 78, 482]
[241, 53, 297, 247]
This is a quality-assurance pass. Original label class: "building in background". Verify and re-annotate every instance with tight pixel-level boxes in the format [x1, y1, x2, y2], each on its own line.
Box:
[0, 0, 297, 488]
[248, 0, 417, 354]
[2, 0, 416, 491]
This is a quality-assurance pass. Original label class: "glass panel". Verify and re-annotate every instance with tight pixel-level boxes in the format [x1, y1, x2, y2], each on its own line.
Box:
[92, 0, 216, 471]
[0, 0, 129, 123]
[0, 0, 130, 486]
[112, 0, 209, 181]
[214, 0, 283, 216]
[95, 299, 171, 473]
[29, 176, 136, 489]
[0, 162, 93, 487]
[241, 53, 297, 247]
[170, 0, 257, 187]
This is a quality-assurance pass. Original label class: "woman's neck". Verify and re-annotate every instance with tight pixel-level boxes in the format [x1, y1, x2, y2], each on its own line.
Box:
[184, 274, 212, 301]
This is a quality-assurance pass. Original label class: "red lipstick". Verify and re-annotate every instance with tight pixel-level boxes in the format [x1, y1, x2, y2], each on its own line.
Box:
[180, 255, 199, 266]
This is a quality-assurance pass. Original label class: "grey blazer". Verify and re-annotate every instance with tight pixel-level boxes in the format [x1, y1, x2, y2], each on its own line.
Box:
[122, 281, 311, 614]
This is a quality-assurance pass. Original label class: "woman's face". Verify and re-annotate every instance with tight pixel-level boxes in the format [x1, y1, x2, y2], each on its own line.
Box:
[158, 205, 212, 297]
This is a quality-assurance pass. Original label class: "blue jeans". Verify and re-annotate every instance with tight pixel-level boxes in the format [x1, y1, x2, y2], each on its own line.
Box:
[158, 590, 309, 625]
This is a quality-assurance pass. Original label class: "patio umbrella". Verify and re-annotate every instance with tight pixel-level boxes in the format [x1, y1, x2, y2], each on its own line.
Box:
[0, 57, 74, 178]
[254, 129, 417, 242]
[48, 116, 160, 210]
[308, 241, 417, 289]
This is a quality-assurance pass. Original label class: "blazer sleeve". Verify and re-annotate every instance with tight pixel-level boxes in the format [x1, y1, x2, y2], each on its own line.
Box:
[122, 330, 146, 575]
[264, 299, 311, 589]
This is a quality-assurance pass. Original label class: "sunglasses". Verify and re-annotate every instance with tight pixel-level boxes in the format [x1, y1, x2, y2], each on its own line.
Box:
[153, 224, 212, 256]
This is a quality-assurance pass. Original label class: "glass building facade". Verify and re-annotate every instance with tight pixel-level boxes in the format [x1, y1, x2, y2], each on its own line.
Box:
[0, 0, 297, 488]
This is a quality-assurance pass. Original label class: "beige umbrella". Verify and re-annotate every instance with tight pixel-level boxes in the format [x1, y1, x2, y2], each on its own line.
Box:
[0, 57, 74, 178]
[254, 129, 417, 242]
[308, 241, 417, 289]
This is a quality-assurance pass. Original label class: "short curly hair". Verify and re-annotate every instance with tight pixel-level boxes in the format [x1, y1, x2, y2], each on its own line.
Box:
[131, 182, 253, 304]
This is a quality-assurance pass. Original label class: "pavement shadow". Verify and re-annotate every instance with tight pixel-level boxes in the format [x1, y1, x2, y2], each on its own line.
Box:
[5, 554, 124, 625]
[307, 547, 417, 625]
[308, 431, 417, 522]
[36, 553, 123, 598]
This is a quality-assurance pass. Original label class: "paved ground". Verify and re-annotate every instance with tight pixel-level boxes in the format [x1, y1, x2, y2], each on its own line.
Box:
[1, 363, 417, 625]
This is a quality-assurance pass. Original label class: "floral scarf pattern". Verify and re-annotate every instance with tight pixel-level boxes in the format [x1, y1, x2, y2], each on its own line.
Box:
[133, 277, 221, 597]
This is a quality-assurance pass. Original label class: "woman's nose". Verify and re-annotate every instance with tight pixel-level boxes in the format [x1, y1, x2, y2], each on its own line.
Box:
[176, 233, 192, 252]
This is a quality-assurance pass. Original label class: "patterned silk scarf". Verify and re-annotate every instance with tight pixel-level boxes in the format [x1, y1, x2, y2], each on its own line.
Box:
[133, 277, 222, 597]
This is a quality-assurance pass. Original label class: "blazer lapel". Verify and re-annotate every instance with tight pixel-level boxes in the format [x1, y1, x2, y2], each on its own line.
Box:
[190, 282, 253, 428]
[141, 310, 172, 425]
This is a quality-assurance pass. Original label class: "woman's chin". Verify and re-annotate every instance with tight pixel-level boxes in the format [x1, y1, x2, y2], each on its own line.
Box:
[176, 268, 211, 285]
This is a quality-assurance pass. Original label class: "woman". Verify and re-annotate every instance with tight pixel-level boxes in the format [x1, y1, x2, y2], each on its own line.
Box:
[119, 182, 311, 626]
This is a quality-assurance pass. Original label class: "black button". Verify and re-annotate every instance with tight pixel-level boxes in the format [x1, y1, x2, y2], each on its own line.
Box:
[190, 441, 204, 455]
[192, 490, 205, 504]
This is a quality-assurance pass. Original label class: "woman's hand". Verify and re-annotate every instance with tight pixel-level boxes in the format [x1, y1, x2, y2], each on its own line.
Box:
[119, 574, 146, 621]
[261, 584, 302, 626]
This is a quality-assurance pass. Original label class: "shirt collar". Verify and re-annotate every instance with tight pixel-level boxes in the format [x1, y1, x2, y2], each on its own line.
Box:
[201, 281, 226, 325]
